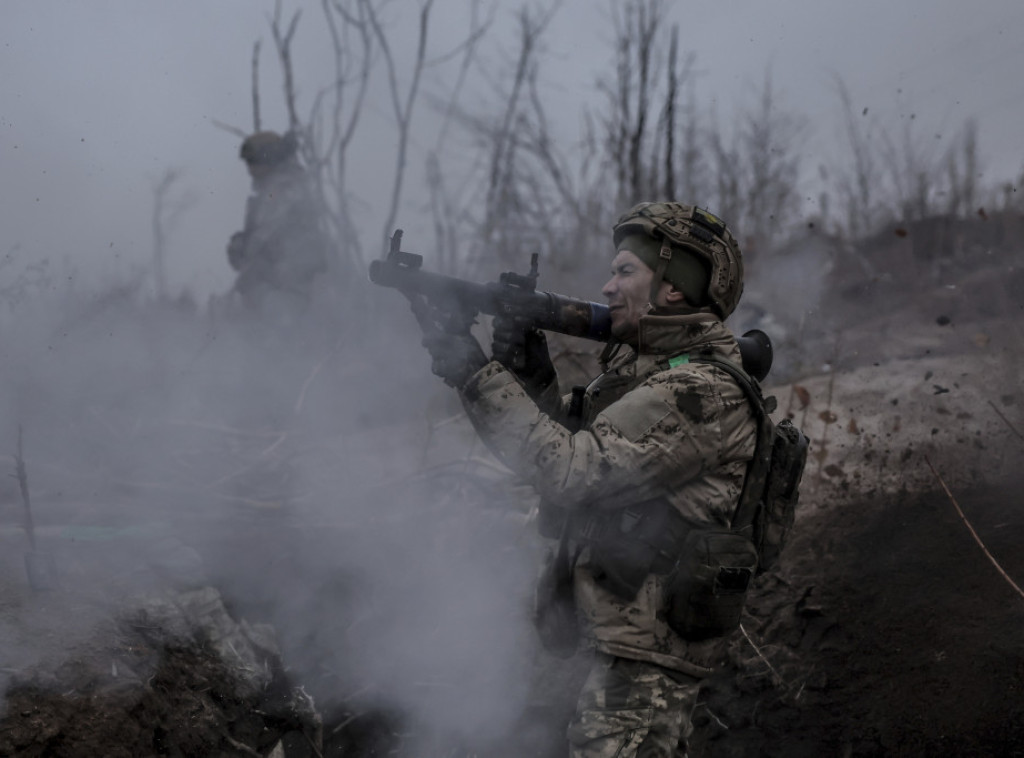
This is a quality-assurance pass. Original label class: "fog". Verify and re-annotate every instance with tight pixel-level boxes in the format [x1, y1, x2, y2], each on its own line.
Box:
[1, 0, 1023, 753]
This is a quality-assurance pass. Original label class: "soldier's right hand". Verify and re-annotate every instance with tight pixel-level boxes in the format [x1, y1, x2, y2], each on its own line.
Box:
[492, 312, 556, 391]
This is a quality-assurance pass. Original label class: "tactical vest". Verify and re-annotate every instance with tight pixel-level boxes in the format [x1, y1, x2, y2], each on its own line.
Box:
[557, 349, 809, 640]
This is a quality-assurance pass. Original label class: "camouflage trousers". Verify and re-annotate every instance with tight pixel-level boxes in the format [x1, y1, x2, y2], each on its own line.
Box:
[567, 653, 702, 758]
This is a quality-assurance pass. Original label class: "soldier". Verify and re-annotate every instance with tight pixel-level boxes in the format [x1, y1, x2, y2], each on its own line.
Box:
[421, 202, 757, 757]
[226, 131, 328, 322]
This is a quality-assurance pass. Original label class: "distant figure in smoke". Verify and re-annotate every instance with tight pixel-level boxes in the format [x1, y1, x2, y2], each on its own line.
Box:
[226, 130, 328, 322]
[419, 203, 762, 757]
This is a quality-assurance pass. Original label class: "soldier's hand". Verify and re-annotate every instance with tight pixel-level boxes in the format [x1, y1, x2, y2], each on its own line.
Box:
[492, 313, 555, 391]
[227, 231, 248, 271]
[422, 330, 488, 389]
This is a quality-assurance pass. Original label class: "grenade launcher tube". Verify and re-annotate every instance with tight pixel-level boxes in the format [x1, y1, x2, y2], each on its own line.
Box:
[368, 258, 612, 342]
[369, 257, 773, 381]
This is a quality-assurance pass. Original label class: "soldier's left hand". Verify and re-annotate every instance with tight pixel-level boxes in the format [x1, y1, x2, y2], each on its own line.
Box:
[422, 330, 488, 389]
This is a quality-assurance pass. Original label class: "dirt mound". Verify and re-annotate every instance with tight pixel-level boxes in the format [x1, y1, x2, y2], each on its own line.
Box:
[690, 474, 1024, 757]
[2, 644, 314, 758]
[0, 577, 321, 757]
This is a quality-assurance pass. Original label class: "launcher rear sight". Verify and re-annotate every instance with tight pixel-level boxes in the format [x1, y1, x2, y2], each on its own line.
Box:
[498, 253, 540, 293]
[385, 228, 423, 270]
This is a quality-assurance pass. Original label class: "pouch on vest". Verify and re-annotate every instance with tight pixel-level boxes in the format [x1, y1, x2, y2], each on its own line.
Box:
[583, 503, 684, 602]
[663, 529, 759, 640]
[690, 354, 809, 575]
[752, 418, 808, 571]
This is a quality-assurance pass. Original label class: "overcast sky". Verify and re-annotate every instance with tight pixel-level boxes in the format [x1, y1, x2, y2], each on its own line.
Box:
[2, 0, 1023, 300]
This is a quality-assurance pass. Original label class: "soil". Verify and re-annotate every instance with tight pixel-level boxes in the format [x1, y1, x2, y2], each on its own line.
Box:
[692, 477, 1024, 758]
[1, 645, 316, 758]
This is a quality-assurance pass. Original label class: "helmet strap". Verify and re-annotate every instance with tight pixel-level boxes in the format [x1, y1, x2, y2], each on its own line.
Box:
[648, 241, 674, 307]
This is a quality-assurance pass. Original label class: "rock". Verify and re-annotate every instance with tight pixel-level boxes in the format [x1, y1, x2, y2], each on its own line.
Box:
[133, 586, 274, 697]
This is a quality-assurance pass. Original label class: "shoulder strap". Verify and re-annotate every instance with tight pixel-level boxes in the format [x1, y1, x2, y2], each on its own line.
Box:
[685, 352, 775, 533]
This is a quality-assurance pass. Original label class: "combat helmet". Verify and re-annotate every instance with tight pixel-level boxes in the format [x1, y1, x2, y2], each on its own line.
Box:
[612, 202, 744, 319]
[239, 131, 298, 166]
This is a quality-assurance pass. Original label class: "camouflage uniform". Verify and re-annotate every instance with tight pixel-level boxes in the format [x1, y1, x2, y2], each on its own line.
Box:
[567, 653, 701, 758]
[460, 310, 757, 756]
[228, 136, 328, 319]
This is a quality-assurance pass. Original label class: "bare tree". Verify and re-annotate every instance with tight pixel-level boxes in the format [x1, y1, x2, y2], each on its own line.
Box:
[660, 25, 679, 199]
[305, 0, 376, 273]
[251, 40, 263, 132]
[241, 0, 511, 296]
[738, 71, 804, 254]
[832, 76, 886, 240]
[590, 0, 708, 214]
[368, 0, 436, 256]
[707, 115, 743, 236]
[427, 4, 563, 276]
[424, 0, 493, 273]
[151, 168, 195, 300]
[944, 118, 979, 218]
[256, 0, 378, 285]
[598, 0, 667, 208]
[677, 79, 708, 206]
[880, 108, 939, 224]
[269, 1, 303, 133]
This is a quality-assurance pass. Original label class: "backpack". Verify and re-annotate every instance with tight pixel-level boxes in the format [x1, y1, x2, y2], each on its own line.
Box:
[691, 355, 809, 574]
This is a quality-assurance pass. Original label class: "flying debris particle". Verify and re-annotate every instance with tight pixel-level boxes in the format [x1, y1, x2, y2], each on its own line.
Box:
[933, 385, 950, 395]
[862, 107, 868, 116]
[977, 207, 988, 220]
[924, 370, 933, 380]
[847, 418, 860, 434]
[824, 464, 844, 478]
[792, 385, 811, 409]
[972, 333, 990, 348]
[894, 228, 908, 237]
[936, 315, 951, 326]
[818, 410, 837, 424]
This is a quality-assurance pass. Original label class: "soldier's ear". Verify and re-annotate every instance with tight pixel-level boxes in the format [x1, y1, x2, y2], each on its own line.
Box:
[664, 286, 686, 304]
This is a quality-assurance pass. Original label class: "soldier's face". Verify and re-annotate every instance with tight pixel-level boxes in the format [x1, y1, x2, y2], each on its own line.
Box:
[602, 250, 670, 344]
[246, 161, 274, 183]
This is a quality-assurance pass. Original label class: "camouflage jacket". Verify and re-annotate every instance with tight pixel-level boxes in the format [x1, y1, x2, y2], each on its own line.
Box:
[460, 311, 757, 676]
[228, 166, 328, 297]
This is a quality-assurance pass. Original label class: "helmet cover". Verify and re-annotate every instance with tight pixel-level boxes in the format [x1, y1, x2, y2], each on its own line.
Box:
[612, 202, 744, 319]
[239, 131, 298, 166]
